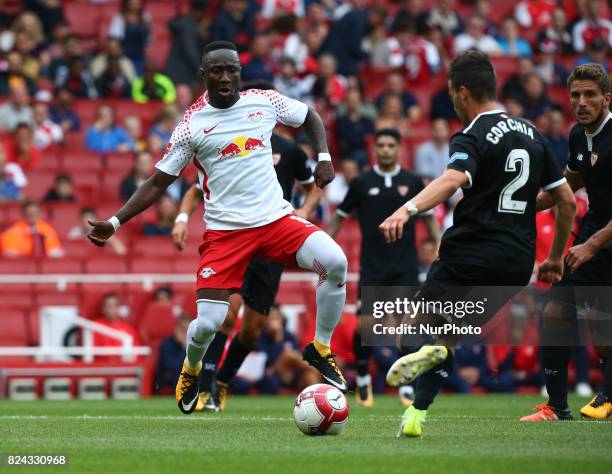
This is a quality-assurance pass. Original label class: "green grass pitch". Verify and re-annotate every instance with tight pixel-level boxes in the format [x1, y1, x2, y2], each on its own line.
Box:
[1, 394, 610, 474]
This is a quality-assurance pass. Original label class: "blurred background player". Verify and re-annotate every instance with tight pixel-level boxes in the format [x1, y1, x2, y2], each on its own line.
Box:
[328, 128, 441, 407]
[171, 86, 322, 410]
[521, 63, 612, 422]
[87, 41, 348, 415]
[379, 49, 575, 437]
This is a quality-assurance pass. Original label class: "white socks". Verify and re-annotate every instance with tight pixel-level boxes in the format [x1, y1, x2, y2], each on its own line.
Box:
[186, 299, 229, 368]
[296, 231, 348, 346]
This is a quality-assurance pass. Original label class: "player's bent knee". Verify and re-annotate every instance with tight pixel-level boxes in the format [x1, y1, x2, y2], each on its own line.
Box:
[193, 299, 230, 341]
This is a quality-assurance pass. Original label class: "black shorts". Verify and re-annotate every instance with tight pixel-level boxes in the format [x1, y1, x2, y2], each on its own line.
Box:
[241, 259, 284, 315]
[357, 268, 419, 315]
[416, 259, 532, 327]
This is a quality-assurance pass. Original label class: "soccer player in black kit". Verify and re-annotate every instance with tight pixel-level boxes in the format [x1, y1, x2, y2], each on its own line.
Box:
[520, 63, 612, 421]
[328, 128, 441, 407]
[378, 49, 576, 437]
[172, 89, 322, 411]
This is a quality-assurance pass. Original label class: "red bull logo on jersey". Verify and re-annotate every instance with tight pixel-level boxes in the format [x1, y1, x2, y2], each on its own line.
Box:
[247, 110, 265, 122]
[218, 136, 265, 160]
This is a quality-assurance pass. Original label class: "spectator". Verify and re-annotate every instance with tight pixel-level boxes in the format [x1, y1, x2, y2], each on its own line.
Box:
[274, 57, 315, 101]
[142, 194, 177, 237]
[96, 56, 132, 99]
[501, 56, 535, 102]
[1, 198, 64, 257]
[0, 49, 37, 96]
[91, 292, 141, 363]
[415, 118, 450, 183]
[391, 0, 429, 35]
[320, 0, 369, 76]
[426, 0, 463, 38]
[48, 34, 83, 88]
[241, 34, 274, 83]
[325, 158, 360, 205]
[155, 316, 192, 392]
[90, 37, 137, 84]
[474, 0, 498, 37]
[43, 174, 76, 203]
[261, 0, 305, 18]
[55, 55, 98, 99]
[153, 286, 174, 303]
[0, 146, 27, 202]
[520, 72, 553, 121]
[544, 108, 569, 169]
[85, 105, 134, 153]
[497, 16, 532, 57]
[430, 88, 458, 120]
[120, 150, 153, 201]
[0, 11, 45, 53]
[49, 88, 80, 133]
[283, 5, 328, 74]
[363, 5, 391, 69]
[108, 0, 151, 74]
[165, 0, 210, 87]
[336, 89, 374, 166]
[571, 0, 612, 53]
[3, 122, 40, 171]
[131, 60, 176, 104]
[574, 38, 609, 70]
[537, 8, 574, 55]
[375, 95, 411, 137]
[514, 0, 556, 29]
[147, 105, 179, 153]
[417, 238, 437, 283]
[124, 116, 146, 152]
[42, 22, 71, 65]
[231, 305, 320, 394]
[375, 72, 420, 120]
[175, 84, 196, 112]
[21, 0, 65, 40]
[13, 28, 42, 81]
[0, 83, 33, 132]
[535, 39, 569, 87]
[210, 0, 255, 53]
[386, 24, 441, 86]
[310, 54, 348, 107]
[446, 345, 515, 393]
[68, 207, 127, 255]
[32, 102, 63, 150]
[453, 14, 502, 56]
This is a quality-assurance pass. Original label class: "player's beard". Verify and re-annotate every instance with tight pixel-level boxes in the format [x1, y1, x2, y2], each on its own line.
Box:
[583, 100, 606, 131]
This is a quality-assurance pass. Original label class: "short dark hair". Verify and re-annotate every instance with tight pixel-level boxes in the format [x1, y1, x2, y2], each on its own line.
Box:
[375, 128, 402, 143]
[21, 198, 39, 211]
[55, 173, 72, 184]
[567, 63, 611, 95]
[448, 49, 497, 102]
[202, 41, 238, 64]
[80, 206, 96, 216]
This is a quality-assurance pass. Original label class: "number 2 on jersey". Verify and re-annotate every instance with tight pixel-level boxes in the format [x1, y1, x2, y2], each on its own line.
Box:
[498, 149, 530, 214]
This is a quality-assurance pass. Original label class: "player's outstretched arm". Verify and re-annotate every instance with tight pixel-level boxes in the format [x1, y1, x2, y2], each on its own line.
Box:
[536, 170, 584, 211]
[88, 169, 177, 247]
[538, 182, 576, 283]
[171, 184, 204, 251]
[302, 108, 334, 188]
[379, 170, 467, 243]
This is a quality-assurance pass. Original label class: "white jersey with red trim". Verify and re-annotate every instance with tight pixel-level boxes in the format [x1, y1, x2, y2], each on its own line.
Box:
[155, 89, 309, 230]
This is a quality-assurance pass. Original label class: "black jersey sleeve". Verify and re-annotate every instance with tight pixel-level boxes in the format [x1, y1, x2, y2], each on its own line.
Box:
[290, 143, 314, 184]
[540, 139, 566, 191]
[447, 133, 481, 189]
[336, 177, 360, 218]
[566, 125, 583, 174]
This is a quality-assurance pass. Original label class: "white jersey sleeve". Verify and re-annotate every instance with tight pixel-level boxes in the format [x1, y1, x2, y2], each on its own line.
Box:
[263, 90, 308, 127]
[155, 116, 195, 176]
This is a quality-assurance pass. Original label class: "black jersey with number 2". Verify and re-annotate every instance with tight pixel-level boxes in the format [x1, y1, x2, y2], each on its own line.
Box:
[441, 110, 565, 272]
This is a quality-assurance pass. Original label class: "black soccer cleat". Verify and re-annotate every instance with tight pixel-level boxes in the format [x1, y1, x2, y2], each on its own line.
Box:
[302, 343, 348, 393]
[176, 360, 202, 415]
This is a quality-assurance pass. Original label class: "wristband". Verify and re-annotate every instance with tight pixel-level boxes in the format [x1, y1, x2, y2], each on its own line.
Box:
[318, 152, 332, 162]
[175, 213, 189, 224]
[402, 200, 419, 217]
[108, 216, 121, 231]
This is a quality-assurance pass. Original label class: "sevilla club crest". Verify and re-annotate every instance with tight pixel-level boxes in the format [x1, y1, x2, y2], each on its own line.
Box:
[397, 185, 409, 197]
[591, 152, 599, 167]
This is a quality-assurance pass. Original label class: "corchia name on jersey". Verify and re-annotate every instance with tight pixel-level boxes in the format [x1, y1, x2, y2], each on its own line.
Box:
[486, 116, 535, 144]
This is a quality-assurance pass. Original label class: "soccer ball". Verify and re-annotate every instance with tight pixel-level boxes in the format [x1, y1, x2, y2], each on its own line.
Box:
[293, 384, 349, 435]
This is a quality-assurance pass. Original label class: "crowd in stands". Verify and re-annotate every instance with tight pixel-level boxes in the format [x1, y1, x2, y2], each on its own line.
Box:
[0, 0, 610, 395]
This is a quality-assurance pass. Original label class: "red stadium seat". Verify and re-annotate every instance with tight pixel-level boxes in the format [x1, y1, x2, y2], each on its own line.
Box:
[0, 307, 29, 345]
[46, 203, 81, 239]
[138, 302, 177, 344]
[63, 240, 95, 258]
[23, 171, 55, 201]
[73, 99, 107, 125]
[39, 258, 84, 274]
[131, 236, 182, 257]
[0, 258, 38, 274]
[79, 283, 127, 318]
[130, 257, 175, 274]
[36, 292, 81, 307]
[84, 256, 129, 274]
[38, 154, 62, 173]
[0, 290, 35, 310]
[60, 150, 103, 172]
[63, 1, 104, 39]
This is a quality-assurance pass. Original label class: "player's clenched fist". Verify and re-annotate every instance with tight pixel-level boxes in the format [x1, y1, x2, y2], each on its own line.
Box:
[566, 242, 596, 272]
[87, 220, 115, 247]
[172, 222, 188, 251]
[314, 161, 334, 188]
[537, 257, 564, 283]
[379, 207, 410, 243]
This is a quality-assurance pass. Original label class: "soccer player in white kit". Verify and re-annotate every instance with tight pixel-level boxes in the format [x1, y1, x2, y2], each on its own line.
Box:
[87, 41, 348, 414]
